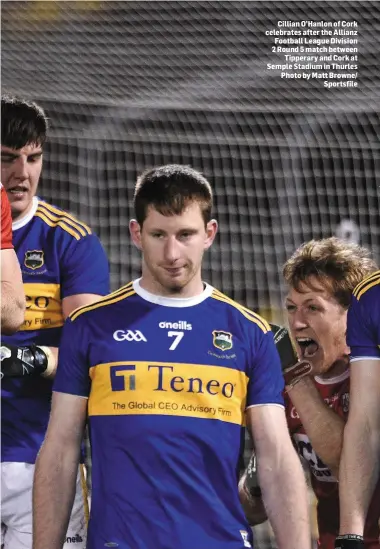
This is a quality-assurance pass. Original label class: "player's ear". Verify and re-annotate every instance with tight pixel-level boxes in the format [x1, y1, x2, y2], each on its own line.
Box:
[204, 219, 218, 250]
[129, 219, 142, 250]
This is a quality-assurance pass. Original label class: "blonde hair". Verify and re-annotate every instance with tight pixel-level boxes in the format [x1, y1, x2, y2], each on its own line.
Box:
[283, 237, 378, 308]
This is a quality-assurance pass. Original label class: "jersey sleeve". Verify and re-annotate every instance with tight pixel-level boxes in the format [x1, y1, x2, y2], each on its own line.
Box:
[53, 315, 91, 397]
[347, 287, 380, 362]
[60, 233, 110, 298]
[246, 328, 285, 408]
[1, 185, 13, 250]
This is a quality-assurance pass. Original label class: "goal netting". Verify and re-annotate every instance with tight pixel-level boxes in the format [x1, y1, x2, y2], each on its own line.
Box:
[2, 0, 379, 321]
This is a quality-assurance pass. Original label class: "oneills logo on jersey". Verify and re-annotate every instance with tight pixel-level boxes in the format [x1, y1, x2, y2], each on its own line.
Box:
[24, 250, 44, 270]
[212, 330, 233, 351]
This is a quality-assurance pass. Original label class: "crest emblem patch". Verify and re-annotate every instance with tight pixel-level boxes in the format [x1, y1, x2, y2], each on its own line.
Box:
[24, 250, 44, 270]
[212, 330, 233, 351]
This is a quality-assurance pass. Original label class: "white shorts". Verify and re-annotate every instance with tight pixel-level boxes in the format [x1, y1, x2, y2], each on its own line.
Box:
[1, 462, 88, 549]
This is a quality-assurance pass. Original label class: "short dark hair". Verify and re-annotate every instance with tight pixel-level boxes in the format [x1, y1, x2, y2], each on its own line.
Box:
[1, 95, 48, 149]
[134, 164, 213, 227]
[283, 237, 378, 308]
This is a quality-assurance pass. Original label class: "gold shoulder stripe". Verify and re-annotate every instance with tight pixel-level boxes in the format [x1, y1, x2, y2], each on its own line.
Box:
[38, 203, 91, 236]
[212, 289, 271, 332]
[211, 291, 270, 333]
[353, 270, 380, 298]
[39, 202, 92, 233]
[38, 206, 86, 238]
[38, 204, 90, 237]
[70, 287, 135, 321]
[35, 211, 81, 240]
[69, 282, 134, 319]
[355, 276, 380, 301]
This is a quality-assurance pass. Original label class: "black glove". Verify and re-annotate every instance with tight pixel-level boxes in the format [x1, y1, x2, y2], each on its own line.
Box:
[245, 452, 262, 498]
[270, 323, 313, 389]
[0, 343, 48, 378]
[335, 535, 365, 548]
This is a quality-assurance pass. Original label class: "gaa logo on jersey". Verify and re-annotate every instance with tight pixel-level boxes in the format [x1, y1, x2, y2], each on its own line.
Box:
[113, 330, 147, 342]
[24, 250, 44, 270]
[212, 330, 233, 351]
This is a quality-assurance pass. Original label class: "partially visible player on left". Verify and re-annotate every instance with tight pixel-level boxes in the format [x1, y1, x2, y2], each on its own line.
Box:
[0, 95, 110, 549]
[1, 182, 25, 333]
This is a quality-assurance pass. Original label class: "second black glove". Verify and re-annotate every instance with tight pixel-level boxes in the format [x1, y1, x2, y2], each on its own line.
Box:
[0, 343, 49, 378]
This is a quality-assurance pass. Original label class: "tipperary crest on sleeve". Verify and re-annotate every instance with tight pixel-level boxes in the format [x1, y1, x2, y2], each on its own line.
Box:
[24, 250, 44, 270]
[212, 330, 233, 351]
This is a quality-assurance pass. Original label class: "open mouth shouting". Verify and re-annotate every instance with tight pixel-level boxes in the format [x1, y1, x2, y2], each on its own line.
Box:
[296, 337, 320, 359]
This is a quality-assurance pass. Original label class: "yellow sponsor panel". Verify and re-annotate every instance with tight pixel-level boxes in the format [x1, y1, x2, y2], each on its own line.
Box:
[88, 361, 248, 425]
[22, 283, 64, 331]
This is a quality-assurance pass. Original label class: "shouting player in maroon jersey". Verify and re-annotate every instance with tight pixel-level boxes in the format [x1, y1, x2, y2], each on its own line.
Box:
[239, 237, 380, 549]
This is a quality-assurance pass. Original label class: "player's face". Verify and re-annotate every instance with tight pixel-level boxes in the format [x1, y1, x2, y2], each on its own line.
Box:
[1, 144, 43, 221]
[130, 202, 217, 297]
[285, 276, 350, 377]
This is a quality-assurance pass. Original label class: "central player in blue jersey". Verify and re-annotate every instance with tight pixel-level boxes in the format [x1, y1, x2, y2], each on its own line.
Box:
[33, 165, 311, 549]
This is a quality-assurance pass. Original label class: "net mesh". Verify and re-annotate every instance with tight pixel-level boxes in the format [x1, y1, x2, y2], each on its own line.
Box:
[2, 0, 379, 322]
[4, 2, 377, 547]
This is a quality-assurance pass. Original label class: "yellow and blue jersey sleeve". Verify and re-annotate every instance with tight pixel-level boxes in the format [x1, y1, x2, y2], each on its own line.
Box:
[348, 271, 380, 361]
[59, 232, 109, 298]
[53, 314, 91, 397]
[246, 326, 284, 408]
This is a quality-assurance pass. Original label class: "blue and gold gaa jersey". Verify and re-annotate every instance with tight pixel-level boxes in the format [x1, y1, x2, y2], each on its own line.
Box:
[347, 270, 380, 362]
[54, 279, 284, 549]
[1, 197, 109, 463]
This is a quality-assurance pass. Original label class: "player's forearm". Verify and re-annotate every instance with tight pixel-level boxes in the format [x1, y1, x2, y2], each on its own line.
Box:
[339, 414, 380, 535]
[1, 281, 25, 334]
[287, 376, 345, 477]
[33, 441, 79, 549]
[258, 444, 310, 549]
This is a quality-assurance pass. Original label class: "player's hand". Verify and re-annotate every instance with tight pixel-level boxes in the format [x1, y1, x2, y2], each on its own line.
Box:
[270, 324, 313, 390]
[244, 452, 262, 498]
[335, 535, 365, 548]
[238, 452, 267, 525]
[0, 343, 48, 378]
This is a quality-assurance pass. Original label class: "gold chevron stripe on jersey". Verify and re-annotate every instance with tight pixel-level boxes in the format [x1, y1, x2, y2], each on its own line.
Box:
[69, 282, 135, 321]
[355, 276, 380, 301]
[38, 202, 92, 235]
[36, 204, 91, 239]
[353, 270, 380, 296]
[212, 289, 271, 328]
[353, 270, 380, 300]
[34, 211, 83, 240]
[211, 289, 270, 333]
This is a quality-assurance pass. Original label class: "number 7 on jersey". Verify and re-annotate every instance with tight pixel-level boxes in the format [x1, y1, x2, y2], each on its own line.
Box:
[168, 331, 184, 350]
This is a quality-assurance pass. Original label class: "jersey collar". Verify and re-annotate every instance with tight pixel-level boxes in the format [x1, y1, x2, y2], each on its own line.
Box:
[12, 196, 39, 231]
[314, 368, 350, 385]
[133, 278, 214, 307]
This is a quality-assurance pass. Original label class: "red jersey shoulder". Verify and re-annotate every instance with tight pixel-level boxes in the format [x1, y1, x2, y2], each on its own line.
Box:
[1, 185, 13, 250]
